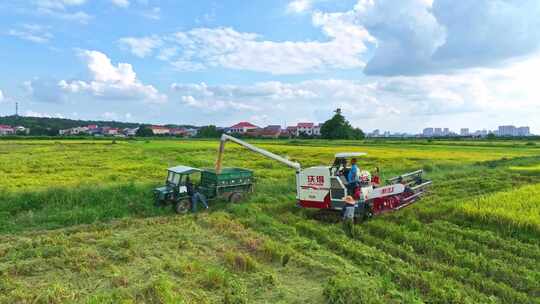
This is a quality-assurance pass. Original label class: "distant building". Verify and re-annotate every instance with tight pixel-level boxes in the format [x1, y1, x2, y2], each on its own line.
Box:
[285, 126, 297, 137]
[443, 128, 450, 136]
[0, 125, 14, 135]
[472, 130, 488, 137]
[460, 128, 470, 136]
[59, 126, 88, 136]
[124, 127, 139, 136]
[296, 122, 321, 136]
[169, 128, 186, 136]
[245, 128, 263, 137]
[150, 125, 170, 135]
[260, 125, 282, 138]
[229, 122, 258, 134]
[368, 129, 381, 137]
[184, 128, 198, 137]
[105, 128, 119, 136]
[498, 125, 516, 136]
[517, 126, 530, 136]
[434, 128, 443, 136]
[423, 128, 434, 137]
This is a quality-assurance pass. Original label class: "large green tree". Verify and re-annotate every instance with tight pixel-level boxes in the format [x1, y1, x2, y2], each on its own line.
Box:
[197, 125, 222, 138]
[135, 126, 154, 137]
[320, 108, 365, 140]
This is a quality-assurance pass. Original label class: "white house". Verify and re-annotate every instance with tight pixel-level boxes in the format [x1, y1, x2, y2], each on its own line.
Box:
[296, 122, 321, 136]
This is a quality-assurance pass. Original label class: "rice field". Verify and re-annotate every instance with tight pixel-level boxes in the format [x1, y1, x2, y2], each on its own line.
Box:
[0, 138, 539, 303]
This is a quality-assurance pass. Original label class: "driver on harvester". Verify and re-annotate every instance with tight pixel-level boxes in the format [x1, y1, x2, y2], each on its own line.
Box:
[347, 158, 360, 198]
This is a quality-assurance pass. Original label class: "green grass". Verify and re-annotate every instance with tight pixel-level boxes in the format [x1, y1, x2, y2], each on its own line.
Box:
[0, 138, 539, 303]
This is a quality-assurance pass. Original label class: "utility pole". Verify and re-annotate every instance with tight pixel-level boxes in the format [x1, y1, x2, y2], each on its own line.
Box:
[15, 102, 18, 117]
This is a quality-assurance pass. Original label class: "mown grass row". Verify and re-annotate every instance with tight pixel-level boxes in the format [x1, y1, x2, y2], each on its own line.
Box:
[1, 212, 332, 303]
[359, 219, 539, 298]
[236, 157, 540, 303]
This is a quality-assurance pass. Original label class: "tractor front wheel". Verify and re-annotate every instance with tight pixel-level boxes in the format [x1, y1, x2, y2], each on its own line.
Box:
[174, 199, 191, 214]
[228, 192, 243, 203]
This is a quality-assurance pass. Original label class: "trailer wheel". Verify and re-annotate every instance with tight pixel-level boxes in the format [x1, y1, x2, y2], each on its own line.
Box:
[228, 192, 243, 203]
[174, 199, 191, 214]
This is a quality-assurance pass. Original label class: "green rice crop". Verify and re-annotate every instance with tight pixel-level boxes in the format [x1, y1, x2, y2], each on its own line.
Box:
[0, 138, 539, 303]
[459, 183, 540, 234]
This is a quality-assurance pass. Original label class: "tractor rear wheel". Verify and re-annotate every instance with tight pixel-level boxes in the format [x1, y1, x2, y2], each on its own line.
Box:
[228, 192, 243, 203]
[174, 199, 191, 214]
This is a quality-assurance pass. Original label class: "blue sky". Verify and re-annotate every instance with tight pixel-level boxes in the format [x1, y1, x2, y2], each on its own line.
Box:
[1, 0, 540, 133]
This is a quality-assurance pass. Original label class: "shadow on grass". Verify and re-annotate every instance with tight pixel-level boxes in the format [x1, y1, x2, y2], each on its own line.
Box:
[0, 183, 172, 234]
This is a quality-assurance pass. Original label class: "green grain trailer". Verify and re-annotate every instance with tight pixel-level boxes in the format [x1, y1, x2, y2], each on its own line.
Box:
[153, 165, 253, 213]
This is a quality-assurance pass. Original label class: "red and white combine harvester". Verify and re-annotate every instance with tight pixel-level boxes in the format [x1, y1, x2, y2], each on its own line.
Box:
[216, 135, 432, 220]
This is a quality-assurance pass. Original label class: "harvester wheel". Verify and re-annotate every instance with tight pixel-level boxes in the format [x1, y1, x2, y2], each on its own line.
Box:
[174, 199, 191, 214]
[228, 192, 243, 203]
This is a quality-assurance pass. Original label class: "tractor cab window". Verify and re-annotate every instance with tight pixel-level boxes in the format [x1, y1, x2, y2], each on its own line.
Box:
[167, 172, 181, 185]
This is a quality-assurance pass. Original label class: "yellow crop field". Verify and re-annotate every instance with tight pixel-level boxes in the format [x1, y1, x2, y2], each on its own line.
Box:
[0, 138, 539, 303]
[460, 183, 540, 233]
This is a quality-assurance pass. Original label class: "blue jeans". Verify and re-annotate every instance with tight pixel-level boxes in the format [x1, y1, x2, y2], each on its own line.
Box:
[191, 192, 208, 212]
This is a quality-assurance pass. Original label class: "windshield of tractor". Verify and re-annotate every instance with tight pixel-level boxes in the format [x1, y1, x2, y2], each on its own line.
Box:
[167, 171, 181, 185]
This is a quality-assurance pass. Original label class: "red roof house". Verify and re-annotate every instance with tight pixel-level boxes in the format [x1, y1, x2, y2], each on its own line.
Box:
[150, 125, 170, 135]
[0, 125, 14, 135]
[297, 122, 314, 128]
[229, 122, 258, 134]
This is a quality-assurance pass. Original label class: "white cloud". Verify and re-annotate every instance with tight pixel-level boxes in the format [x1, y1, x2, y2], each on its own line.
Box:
[35, 0, 86, 10]
[24, 110, 65, 118]
[322, 0, 540, 75]
[141, 6, 160, 20]
[101, 111, 119, 120]
[111, 0, 129, 8]
[8, 24, 53, 43]
[34, 0, 91, 24]
[0, 90, 4, 102]
[287, 0, 312, 13]
[59, 50, 167, 103]
[119, 36, 162, 58]
[120, 23, 372, 74]
[170, 54, 540, 129]
[24, 78, 67, 103]
[179, 95, 260, 112]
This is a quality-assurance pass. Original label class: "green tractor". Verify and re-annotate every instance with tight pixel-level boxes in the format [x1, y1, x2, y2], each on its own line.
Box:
[153, 165, 254, 213]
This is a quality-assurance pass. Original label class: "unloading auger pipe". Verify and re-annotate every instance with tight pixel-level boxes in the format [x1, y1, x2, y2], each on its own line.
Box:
[215, 134, 301, 174]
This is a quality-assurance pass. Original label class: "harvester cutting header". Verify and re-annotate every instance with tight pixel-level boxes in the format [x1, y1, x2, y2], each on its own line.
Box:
[214, 134, 432, 220]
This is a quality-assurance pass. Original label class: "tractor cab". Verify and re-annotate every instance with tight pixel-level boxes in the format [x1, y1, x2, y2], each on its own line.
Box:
[154, 165, 201, 205]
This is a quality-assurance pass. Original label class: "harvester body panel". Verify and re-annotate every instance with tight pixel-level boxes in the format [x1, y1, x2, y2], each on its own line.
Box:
[297, 166, 331, 208]
[367, 184, 406, 200]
